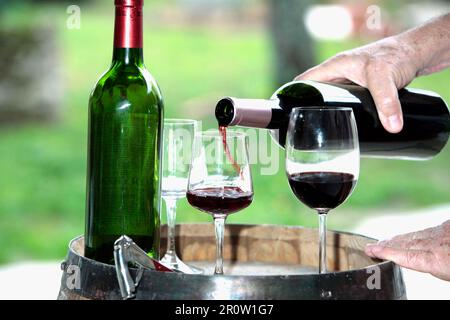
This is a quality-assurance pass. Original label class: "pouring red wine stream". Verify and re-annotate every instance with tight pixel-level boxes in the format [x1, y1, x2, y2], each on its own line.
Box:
[219, 125, 242, 174]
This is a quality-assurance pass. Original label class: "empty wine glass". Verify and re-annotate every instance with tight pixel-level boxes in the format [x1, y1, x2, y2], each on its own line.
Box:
[161, 119, 202, 274]
[285, 107, 359, 274]
[187, 130, 253, 275]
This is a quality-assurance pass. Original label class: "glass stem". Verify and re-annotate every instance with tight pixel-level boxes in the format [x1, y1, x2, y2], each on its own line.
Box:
[214, 215, 226, 275]
[318, 211, 329, 274]
[164, 197, 178, 261]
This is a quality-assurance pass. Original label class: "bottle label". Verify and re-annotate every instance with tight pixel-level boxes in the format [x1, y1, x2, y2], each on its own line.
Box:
[114, 4, 143, 48]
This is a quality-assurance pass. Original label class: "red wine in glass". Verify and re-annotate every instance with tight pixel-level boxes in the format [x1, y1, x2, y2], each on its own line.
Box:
[187, 186, 253, 216]
[288, 172, 356, 210]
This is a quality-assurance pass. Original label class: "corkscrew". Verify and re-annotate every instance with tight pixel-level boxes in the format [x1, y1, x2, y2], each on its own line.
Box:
[113, 235, 178, 300]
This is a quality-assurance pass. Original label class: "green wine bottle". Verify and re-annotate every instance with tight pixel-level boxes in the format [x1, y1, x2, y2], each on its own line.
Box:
[85, 0, 163, 263]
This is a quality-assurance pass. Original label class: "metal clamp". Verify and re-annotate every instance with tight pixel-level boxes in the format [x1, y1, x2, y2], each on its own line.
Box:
[113, 235, 177, 300]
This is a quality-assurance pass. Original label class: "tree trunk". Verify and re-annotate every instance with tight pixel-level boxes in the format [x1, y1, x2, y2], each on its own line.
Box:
[0, 27, 62, 124]
[269, 0, 316, 87]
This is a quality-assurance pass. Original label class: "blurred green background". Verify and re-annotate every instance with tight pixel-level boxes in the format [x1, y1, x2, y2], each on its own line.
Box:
[0, 0, 449, 264]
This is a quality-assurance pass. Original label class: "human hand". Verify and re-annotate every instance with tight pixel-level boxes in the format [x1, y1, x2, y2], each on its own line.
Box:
[295, 14, 450, 133]
[295, 37, 419, 133]
[365, 220, 450, 281]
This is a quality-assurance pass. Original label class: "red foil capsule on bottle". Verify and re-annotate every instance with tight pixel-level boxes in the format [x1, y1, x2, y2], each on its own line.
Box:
[114, 0, 143, 48]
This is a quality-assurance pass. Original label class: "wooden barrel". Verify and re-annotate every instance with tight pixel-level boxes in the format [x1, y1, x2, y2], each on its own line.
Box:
[58, 224, 406, 300]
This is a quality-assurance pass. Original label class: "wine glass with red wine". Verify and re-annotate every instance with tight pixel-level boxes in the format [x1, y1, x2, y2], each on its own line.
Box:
[187, 130, 253, 275]
[286, 107, 359, 274]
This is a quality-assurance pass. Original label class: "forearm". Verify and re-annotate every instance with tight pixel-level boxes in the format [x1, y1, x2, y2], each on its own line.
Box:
[398, 13, 450, 76]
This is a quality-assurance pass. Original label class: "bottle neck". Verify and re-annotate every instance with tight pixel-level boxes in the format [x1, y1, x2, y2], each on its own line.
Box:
[112, 48, 144, 66]
[112, 2, 144, 65]
[216, 98, 278, 128]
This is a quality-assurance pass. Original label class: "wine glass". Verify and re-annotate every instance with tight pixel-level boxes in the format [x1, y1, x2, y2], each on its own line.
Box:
[285, 107, 359, 274]
[161, 119, 202, 274]
[187, 130, 253, 275]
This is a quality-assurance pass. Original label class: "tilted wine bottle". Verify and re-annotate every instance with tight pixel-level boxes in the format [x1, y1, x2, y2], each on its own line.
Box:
[216, 80, 450, 160]
[85, 0, 163, 263]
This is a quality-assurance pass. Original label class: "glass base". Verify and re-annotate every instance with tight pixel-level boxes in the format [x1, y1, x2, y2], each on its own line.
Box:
[160, 253, 203, 274]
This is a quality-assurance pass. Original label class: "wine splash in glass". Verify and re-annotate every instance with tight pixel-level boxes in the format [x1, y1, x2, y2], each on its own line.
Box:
[187, 130, 253, 275]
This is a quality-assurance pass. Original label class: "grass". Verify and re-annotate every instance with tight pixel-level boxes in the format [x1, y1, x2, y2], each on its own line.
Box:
[0, 2, 449, 264]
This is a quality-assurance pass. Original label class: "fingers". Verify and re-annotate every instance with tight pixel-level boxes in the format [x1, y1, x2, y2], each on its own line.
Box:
[295, 64, 344, 83]
[378, 227, 437, 247]
[365, 245, 434, 274]
[366, 222, 450, 281]
[386, 237, 434, 252]
[366, 72, 404, 133]
[295, 55, 353, 83]
[295, 50, 405, 133]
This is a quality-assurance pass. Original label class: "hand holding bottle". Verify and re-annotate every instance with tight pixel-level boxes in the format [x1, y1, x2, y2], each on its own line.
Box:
[295, 13, 450, 134]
